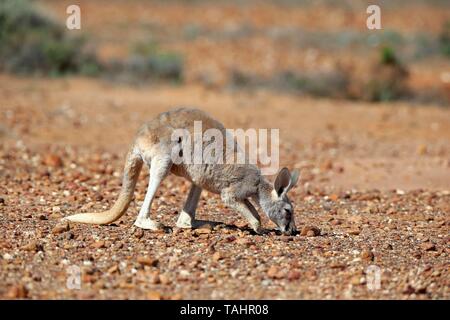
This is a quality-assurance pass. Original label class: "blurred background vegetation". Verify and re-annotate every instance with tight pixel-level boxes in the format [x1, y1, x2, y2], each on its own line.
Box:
[0, 0, 449, 104]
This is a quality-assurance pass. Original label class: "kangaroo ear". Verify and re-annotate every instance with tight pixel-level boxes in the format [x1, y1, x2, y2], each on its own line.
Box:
[274, 167, 291, 197]
[287, 169, 300, 191]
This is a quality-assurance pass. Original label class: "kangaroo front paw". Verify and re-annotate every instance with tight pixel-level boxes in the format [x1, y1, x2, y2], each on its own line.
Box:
[134, 218, 163, 230]
[250, 222, 264, 234]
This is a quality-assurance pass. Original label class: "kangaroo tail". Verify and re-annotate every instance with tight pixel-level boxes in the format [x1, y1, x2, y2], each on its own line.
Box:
[63, 145, 143, 225]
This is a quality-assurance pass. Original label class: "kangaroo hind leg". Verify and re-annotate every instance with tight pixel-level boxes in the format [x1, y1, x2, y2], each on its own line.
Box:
[134, 155, 172, 230]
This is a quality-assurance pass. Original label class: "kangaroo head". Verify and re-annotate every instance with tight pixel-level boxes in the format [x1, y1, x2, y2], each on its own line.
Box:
[262, 167, 299, 235]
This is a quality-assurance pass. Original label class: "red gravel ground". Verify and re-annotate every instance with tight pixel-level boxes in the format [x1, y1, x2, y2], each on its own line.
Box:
[0, 75, 449, 299]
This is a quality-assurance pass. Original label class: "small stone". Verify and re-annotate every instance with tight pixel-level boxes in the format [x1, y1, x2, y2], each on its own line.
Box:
[300, 226, 321, 237]
[420, 242, 436, 251]
[361, 249, 374, 262]
[146, 291, 162, 300]
[267, 266, 277, 277]
[402, 284, 415, 295]
[170, 293, 183, 300]
[21, 241, 43, 252]
[3, 253, 13, 260]
[107, 265, 119, 274]
[320, 159, 333, 171]
[134, 229, 144, 239]
[329, 194, 339, 201]
[413, 251, 422, 259]
[7, 284, 28, 298]
[287, 270, 301, 280]
[52, 222, 70, 234]
[224, 235, 236, 242]
[91, 240, 106, 249]
[212, 251, 222, 262]
[416, 144, 427, 155]
[49, 213, 62, 219]
[43, 154, 63, 167]
[306, 230, 315, 237]
[416, 285, 427, 294]
[348, 228, 361, 235]
[330, 219, 342, 225]
[280, 235, 294, 242]
[137, 256, 158, 267]
[52, 206, 61, 213]
[335, 166, 344, 173]
[351, 276, 361, 285]
[236, 238, 252, 246]
[150, 272, 161, 284]
[348, 215, 362, 223]
[159, 274, 171, 285]
[267, 266, 281, 279]
[179, 270, 190, 280]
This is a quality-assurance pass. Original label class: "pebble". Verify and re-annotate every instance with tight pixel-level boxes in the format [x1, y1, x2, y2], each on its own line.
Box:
[170, 293, 183, 300]
[300, 226, 321, 237]
[267, 266, 284, 279]
[212, 251, 222, 262]
[287, 270, 301, 280]
[146, 291, 162, 300]
[329, 194, 339, 201]
[52, 206, 61, 213]
[348, 229, 361, 235]
[159, 274, 171, 285]
[91, 240, 106, 249]
[7, 284, 28, 298]
[361, 249, 374, 262]
[107, 265, 119, 274]
[150, 272, 161, 284]
[43, 154, 63, 167]
[420, 242, 436, 251]
[21, 241, 43, 252]
[330, 219, 342, 225]
[134, 229, 144, 239]
[52, 222, 70, 234]
[137, 256, 159, 267]
[179, 270, 191, 280]
[3, 253, 13, 260]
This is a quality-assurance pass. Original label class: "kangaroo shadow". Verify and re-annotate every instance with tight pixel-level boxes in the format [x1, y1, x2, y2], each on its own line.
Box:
[163, 219, 297, 236]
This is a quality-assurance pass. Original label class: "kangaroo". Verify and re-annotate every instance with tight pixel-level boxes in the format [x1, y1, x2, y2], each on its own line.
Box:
[64, 108, 299, 235]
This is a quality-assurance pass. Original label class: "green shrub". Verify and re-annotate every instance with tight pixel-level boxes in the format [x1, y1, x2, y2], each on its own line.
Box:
[124, 41, 184, 83]
[0, 0, 100, 76]
[380, 46, 398, 65]
[440, 21, 450, 58]
[364, 46, 409, 102]
[275, 69, 350, 99]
